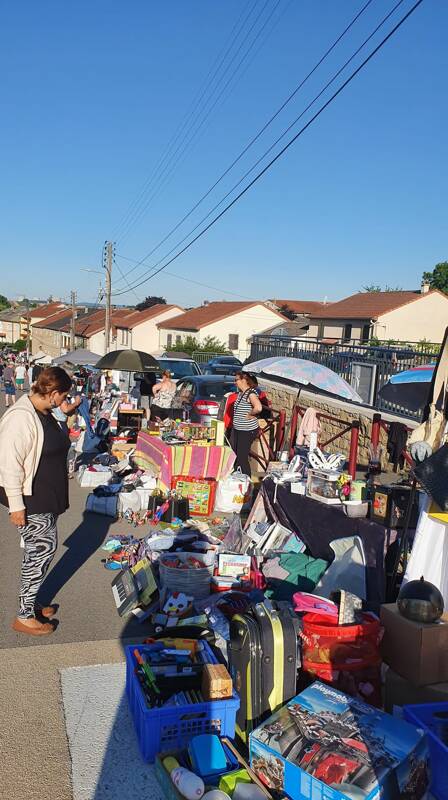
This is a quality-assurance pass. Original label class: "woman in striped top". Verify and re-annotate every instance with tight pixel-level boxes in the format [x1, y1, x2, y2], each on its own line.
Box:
[230, 372, 262, 477]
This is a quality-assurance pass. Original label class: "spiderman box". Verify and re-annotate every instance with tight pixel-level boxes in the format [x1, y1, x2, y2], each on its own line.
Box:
[249, 682, 429, 800]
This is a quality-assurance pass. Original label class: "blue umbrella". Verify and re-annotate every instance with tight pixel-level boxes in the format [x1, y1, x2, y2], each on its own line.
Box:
[243, 356, 363, 402]
[379, 364, 435, 411]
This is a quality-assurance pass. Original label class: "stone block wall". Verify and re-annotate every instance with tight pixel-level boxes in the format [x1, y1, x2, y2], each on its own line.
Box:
[260, 380, 414, 472]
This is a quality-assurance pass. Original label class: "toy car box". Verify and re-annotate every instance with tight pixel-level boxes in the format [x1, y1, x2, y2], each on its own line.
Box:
[249, 681, 429, 800]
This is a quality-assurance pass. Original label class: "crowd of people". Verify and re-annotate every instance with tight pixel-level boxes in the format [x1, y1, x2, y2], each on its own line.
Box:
[0, 353, 44, 406]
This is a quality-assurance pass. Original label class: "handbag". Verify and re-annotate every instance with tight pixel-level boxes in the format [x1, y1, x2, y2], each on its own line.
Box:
[413, 443, 448, 511]
[408, 402, 446, 452]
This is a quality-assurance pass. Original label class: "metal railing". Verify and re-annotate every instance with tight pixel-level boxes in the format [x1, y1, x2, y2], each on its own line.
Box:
[250, 335, 437, 420]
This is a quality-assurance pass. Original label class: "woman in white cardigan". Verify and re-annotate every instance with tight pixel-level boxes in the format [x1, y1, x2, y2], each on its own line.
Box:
[0, 367, 77, 636]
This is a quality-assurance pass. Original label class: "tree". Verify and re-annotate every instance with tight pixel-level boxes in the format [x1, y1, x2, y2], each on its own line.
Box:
[0, 294, 10, 311]
[135, 295, 167, 311]
[279, 304, 296, 321]
[422, 262, 448, 294]
[362, 285, 403, 292]
[169, 335, 228, 356]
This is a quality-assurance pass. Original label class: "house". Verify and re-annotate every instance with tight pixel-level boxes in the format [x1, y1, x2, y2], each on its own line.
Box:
[307, 286, 448, 344]
[269, 299, 330, 317]
[157, 301, 287, 356]
[31, 308, 102, 357]
[28, 301, 66, 326]
[113, 304, 184, 353]
[0, 306, 29, 344]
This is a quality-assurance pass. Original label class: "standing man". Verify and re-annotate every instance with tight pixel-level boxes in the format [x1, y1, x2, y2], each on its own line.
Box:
[15, 361, 27, 391]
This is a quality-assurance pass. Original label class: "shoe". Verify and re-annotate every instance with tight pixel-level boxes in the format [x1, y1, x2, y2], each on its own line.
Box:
[35, 604, 58, 619]
[12, 617, 55, 636]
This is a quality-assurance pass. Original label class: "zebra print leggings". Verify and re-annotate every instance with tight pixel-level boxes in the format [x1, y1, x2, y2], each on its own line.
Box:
[17, 513, 58, 619]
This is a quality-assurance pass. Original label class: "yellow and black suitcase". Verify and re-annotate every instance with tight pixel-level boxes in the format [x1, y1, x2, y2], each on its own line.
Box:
[229, 600, 298, 742]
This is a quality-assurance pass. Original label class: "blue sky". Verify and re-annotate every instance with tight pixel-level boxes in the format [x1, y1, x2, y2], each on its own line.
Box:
[0, 0, 446, 307]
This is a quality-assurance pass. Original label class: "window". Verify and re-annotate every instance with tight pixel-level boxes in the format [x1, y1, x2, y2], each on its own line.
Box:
[317, 322, 324, 338]
[176, 335, 182, 344]
[166, 333, 172, 348]
[343, 323, 352, 342]
[361, 324, 371, 343]
[119, 328, 129, 346]
[228, 334, 239, 350]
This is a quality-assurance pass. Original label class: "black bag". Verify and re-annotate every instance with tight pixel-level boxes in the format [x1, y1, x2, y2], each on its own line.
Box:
[413, 443, 448, 511]
[161, 497, 190, 523]
[228, 600, 298, 743]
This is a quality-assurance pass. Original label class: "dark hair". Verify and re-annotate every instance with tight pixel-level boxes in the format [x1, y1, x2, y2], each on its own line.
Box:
[33, 366, 72, 396]
[235, 371, 257, 389]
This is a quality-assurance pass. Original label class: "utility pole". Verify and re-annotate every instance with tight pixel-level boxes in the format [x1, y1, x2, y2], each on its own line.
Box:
[70, 290, 77, 352]
[103, 241, 114, 352]
[25, 299, 31, 361]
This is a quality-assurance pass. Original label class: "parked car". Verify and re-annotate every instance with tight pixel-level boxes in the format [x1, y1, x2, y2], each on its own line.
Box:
[328, 346, 417, 372]
[156, 357, 202, 381]
[172, 375, 237, 425]
[203, 355, 243, 375]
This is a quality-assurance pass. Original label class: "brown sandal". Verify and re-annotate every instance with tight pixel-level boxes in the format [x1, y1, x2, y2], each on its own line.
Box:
[12, 617, 55, 636]
[35, 604, 58, 619]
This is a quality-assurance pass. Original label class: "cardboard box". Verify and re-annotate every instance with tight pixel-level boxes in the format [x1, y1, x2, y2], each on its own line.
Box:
[202, 663, 233, 700]
[249, 681, 429, 800]
[384, 666, 448, 714]
[381, 603, 448, 687]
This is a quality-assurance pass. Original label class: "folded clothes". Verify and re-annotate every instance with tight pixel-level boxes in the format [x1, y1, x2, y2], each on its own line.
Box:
[263, 552, 328, 602]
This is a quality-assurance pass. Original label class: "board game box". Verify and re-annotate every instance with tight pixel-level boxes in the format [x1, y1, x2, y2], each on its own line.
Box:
[249, 682, 429, 800]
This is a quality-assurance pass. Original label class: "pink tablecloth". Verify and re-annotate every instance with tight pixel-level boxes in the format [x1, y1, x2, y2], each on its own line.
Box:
[135, 431, 236, 491]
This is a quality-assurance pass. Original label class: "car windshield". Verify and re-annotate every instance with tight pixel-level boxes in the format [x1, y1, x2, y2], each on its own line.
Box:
[200, 381, 236, 398]
[158, 359, 200, 378]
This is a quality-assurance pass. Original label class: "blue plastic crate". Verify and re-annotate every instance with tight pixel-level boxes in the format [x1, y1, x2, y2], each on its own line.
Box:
[125, 642, 240, 762]
[404, 701, 448, 800]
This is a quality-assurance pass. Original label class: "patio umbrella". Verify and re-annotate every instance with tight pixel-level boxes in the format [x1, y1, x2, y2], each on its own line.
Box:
[378, 364, 435, 412]
[52, 348, 101, 366]
[243, 356, 363, 402]
[95, 348, 160, 372]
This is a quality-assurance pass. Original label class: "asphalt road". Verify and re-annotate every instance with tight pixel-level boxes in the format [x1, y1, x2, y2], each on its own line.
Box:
[0, 388, 144, 648]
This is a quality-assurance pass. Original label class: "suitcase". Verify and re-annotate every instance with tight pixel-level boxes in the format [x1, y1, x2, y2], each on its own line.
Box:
[229, 600, 298, 742]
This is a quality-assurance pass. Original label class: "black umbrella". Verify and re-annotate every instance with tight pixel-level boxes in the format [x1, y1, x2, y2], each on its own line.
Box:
[95, 349, 160, 372]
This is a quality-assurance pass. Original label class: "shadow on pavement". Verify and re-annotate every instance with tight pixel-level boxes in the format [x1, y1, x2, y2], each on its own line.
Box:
[37, 511, 112, 606]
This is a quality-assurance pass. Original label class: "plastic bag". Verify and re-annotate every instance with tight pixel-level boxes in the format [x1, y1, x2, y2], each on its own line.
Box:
[214, 469, 251, 514]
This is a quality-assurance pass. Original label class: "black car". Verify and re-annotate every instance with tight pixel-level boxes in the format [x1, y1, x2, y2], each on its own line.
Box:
[203, 355, 242, 375]
[172, 375, 237, 424]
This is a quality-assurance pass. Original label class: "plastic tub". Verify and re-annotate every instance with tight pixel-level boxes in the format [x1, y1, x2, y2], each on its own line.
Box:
[125, 643, 239, 762]
[404, 702, 448, 800]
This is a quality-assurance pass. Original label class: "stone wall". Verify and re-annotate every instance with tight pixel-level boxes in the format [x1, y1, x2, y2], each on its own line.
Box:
[260, 379, 416, 472]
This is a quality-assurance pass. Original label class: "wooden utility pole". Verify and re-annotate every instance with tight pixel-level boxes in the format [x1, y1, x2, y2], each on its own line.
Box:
[25, 299, 31, 361]
[70, 290, 77, 352]
[104, 241, 113, 352]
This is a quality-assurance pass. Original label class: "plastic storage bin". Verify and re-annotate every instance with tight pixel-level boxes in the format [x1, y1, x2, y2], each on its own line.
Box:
[125, 642, 240, 762]
[404, 701, 448, 800]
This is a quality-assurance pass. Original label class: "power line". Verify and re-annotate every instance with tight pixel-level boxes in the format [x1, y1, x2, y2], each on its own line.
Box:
[113, 0, 376, 288]
[115, 0, 284, 246]
[114, 0, 415, 297]
[113, 0, 425, 298]
[116, 253, 257, 300]
[111, 0, 257, 243]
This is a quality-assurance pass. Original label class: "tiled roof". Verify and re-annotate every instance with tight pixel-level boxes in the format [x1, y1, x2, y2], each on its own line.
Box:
[114, 304, 183, 329]
[308, 291, 441, 320]
[270, 299, 331, 314]
[32, 309, 73, 329]
[28, 302, 65, 319]
[158, 301, 285, 331]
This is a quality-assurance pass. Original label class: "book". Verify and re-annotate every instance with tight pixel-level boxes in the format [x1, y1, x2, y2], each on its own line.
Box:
[218, 553, 251, 578]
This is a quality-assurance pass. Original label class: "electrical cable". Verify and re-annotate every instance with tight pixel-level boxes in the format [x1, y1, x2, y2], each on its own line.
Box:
[114, 0, 417, 297]
[113, 0, 376, 286]
[116, 0, 283, 246]
[114, 0, 425, 298]
[110, 0, 257, 242]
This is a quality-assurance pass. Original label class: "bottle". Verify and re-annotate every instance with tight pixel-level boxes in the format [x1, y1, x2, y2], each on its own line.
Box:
[162, 757, 205, 800]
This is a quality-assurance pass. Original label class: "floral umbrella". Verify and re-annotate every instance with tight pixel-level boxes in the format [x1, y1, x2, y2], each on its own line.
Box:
[243, 356, 363, 402]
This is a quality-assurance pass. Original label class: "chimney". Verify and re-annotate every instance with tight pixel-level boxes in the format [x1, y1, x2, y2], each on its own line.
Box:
[421, 280, 430, 294]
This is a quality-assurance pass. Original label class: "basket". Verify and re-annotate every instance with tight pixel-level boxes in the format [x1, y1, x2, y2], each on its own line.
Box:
[159, 551, 214, 599]
[125, 642, 239, 762]
[404, 702, 448, 800]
